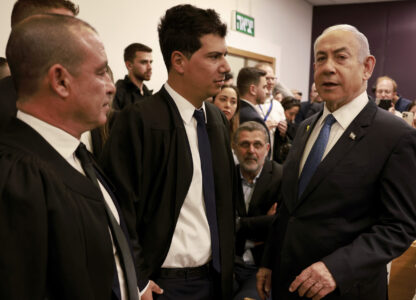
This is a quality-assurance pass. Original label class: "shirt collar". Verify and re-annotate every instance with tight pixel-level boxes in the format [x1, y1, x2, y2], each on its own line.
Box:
[17, 110, 80, 160]
[320, 91, 368, 130]
[164, 82, 207, 125]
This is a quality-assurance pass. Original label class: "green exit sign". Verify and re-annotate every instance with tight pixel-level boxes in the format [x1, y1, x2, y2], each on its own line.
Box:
[234, 11, 254, 37]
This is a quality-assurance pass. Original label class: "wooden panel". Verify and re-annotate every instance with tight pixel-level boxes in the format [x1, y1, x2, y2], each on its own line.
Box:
[228, 46, 276, 70]
[389, 241, 416, 300]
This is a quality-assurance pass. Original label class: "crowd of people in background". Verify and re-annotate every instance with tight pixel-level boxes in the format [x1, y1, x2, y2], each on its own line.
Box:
[0, 1, 416, 300]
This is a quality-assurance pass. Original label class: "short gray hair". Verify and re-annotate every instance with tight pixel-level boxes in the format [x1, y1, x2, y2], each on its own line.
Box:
[314, 24, 370, 63]
[6, 14, 96, 98]
[233, 121, 268, 144]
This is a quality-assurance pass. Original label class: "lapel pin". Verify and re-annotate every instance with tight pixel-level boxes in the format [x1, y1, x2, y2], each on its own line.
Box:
[306, 125, 310, 132]
[349, 132, 356, 140]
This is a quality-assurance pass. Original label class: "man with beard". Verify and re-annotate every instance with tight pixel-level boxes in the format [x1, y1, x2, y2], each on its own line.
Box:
[238, 67, 270, 147]
[113, 43, 153, 110]
[233, 121, 282, 300]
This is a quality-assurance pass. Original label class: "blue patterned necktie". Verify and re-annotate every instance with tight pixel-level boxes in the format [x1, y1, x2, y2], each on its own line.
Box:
[193, 109, 221, 273]
[298, 114, 336, 198]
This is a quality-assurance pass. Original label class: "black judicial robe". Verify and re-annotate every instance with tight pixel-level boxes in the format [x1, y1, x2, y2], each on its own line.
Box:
[0, 118, 116, 300]
[0, 76, 17, 132]
[100, 87, 237, 300]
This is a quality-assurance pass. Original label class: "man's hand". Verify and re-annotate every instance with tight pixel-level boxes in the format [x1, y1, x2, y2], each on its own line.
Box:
[267, 203, 277, 216]
[277, 120, 288, 136]
[141, 280, 163, 300]
[256, 267, 272, 300]
[289, 261, 336, 300]
[388, 105, 396, 115]
[265, 120, 278, 130]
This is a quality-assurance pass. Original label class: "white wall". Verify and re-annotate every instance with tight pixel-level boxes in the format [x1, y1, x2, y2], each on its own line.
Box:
[0, 0, 313, 97]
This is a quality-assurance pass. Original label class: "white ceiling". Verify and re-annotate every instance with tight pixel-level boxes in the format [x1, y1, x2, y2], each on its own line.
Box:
[305, 0, 404, 5]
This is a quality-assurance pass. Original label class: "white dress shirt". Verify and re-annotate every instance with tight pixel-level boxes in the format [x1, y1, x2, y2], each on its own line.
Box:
[80, 130, 93, 153]
[239, 168, 263, 265]
[258, 96, 286, 154]
[161, 83, 212, 268]
[16, 111, 143, 300]
[299, 91, 369, 175]
[257, 96, 286, 125]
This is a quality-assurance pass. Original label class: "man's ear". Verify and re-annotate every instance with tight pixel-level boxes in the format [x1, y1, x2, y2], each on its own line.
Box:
[48, 64, 71, 98]
[171, 50, 187, 75]
[125, 60, 132, 71]
[249, 84, 257, 97]
[363, 55, 376, 80]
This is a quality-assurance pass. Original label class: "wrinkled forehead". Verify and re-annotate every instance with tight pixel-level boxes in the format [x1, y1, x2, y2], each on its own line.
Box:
[73, 25, 102, 49]
[376, 79, 394, 90]
[73, 27, 107, 64]
[238, 129, 268, 142]
[315, 29, 359, 55]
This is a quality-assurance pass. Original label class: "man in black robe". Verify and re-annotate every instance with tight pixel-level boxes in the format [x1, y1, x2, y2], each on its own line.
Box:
[0, 14, 161, 300]
[101, 4, 236, 300]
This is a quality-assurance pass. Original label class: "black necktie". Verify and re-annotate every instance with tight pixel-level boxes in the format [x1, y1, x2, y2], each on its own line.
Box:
[193, 109, 221, 273]
[75, 143, 139, 300]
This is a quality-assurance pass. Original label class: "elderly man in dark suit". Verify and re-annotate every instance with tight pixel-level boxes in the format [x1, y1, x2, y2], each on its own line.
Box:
[257, 24, 416, 300]
[100, 4, 236, 300]
[0, 14, 161, 300]
[233, 121, 282, 300]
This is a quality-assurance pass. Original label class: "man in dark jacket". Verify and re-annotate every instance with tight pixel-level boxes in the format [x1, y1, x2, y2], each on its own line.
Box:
[101, 4, 236, 300]
[233, 121, 282, 300]
[112, 43, 153, 111]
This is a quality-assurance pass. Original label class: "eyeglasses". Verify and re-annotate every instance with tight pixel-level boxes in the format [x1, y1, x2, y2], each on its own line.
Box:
[237, 141, 266, 149]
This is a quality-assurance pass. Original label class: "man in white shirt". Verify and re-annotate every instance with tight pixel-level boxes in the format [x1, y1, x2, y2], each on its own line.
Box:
[100, 4, 236, 300]
[255, 63, 288, 155]
[0, 14, 160, 300]
[257, 24, 416, 300]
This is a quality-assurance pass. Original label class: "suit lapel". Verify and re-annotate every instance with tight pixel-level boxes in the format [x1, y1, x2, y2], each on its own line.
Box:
[294, 101, 377, 208]
[248, 159, 272, 214]
[284, 113, 321, 212]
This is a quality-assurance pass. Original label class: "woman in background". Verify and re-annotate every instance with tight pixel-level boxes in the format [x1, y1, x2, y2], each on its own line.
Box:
[273, 96, 301, 163]
[213, 85, 240, 138]
[406, 100, 416, 128]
